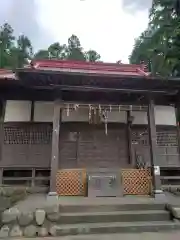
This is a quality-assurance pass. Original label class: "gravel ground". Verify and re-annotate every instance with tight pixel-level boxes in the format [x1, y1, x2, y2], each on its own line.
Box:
[15, 231, 180, 240]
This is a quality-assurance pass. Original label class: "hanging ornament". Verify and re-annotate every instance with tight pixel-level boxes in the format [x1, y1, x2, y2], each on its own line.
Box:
[103, 110, 108, 135]
[130, 105, 132, 114]
[99, 104, 101, 114]
[67, 104, 70, 116]
[92, 107, 95, 124]
[109, 105, 112, 112]
[93, 107, 96, 115]
[74, 104, 79, 111]
[89, 105, 92, 123]
[119, 105, 121, 112]
[105, 120, 108, 135]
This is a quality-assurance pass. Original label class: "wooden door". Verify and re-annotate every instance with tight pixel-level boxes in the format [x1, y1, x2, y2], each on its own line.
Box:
[59, 130, 78, 169]
[77, 125, 128, 197]
[77, 127, 128, 169]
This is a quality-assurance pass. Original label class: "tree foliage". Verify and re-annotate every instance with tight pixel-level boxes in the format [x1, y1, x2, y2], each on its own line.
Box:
[0, 23, 101, 69]
[129, 0, 180, 77]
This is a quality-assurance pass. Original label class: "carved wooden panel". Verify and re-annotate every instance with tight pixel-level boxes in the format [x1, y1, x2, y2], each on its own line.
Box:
[4, 124, 52, 144]
[131, 128, 180, 167]
[132, 128, 178, 147]
[1, 124, 52, 167]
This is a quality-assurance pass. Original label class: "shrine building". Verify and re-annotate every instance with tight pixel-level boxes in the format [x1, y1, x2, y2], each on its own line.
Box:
[0, 60, 180, 198]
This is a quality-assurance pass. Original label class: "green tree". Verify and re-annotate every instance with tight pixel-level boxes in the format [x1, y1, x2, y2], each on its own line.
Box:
[0, 23, 33, 68]
[48, 42, 67, 59]
[34, 49, 50, 60]
[0, 23, 15, 68]
[85, 50, 101, 62]
[0, 23, 101, 68]
[66, 35, 86, 61]
[129, 0, 180, 77]
[16, 35, 33, 67]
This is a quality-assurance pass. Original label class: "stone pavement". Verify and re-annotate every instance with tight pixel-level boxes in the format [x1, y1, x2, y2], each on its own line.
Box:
[14, 194, 166, 212]
[16, 231, 180, 240]
[14, 191, 180, 212]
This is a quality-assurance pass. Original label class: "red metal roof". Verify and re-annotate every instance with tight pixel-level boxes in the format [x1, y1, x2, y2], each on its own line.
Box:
[0, 60, 150, 79]
[0, 69, 16, 79]
[30, 59, 150, 77]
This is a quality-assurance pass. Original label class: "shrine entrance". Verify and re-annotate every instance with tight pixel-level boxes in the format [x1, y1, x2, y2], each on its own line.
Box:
[55, 104, 154, 197]
[80, 125, 127, 197]
[58, 123, 128, 197]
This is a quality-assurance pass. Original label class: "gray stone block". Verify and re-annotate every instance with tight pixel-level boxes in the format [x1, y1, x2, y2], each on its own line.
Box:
[38, 227, 48, 237]
[18, 211, 34, 226]
[24, 225, 37, 237]
[168, 204, 180, 219]
[78, 226, 90, 234]
[0, 197, 11, 212]
[0, 225, 10, 238]
[35, 209, 46, 226]
[45, 204, 59, 214]
[49, 224, 62, 236]
[10, 225, 22, 237]
[2, 207, 20, 223]
[47, 212, 61, 222]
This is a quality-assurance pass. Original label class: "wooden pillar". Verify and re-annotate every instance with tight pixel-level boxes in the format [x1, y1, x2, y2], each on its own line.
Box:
[127, 111, 133, 165]
[175, 105, 180, 162]
[0, 168, 3, 185]
[31, 168, 36, 187]
[147, 97, 163, 197]
[49, 100, 61, 194]
[30, 101, 34, 122]
[0, 100, 5, 185]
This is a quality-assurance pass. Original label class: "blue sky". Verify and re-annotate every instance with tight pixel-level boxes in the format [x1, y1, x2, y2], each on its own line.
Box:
[0, 0, 151, 63]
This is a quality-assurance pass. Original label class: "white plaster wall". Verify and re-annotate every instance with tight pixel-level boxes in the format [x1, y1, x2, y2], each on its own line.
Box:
[33, 103, 127, 123]
[155, 106, 176, 126]
[131, 106, 176, 126]
[25, 101, 176, 126]
[4, 100, 31, 122]
[132, 111, 148, 125]
[102, 111, 127, 123]
[63, 109, 127, 123]
[33, 102, 91, 122]
[34, 102, 54, 122]
[62, 108, 89, 122]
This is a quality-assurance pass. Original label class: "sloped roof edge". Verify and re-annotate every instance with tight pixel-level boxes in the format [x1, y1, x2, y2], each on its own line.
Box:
[0, 69, 16, 79]
[30, 59, 149, 77]
[0, 59, 150, 79]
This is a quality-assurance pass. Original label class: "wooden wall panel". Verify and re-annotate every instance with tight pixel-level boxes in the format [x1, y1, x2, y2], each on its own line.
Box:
[0, 123, 52, 168]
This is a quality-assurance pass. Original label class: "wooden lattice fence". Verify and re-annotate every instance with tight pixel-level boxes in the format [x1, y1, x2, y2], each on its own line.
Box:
[56, 169, 87, 196]
[122, 169, 152, 195]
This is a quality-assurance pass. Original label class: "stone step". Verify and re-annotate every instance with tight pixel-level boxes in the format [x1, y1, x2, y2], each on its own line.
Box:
[59, 210, 170, 224]
[49, 221, 180, 236]
[61, 203, 166, 213]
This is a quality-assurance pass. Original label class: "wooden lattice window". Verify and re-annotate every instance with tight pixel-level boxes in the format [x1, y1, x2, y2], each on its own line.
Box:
[156, 131, 178, 147]
[132, 129, 178, 147]
[4, 124, 52, 144]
